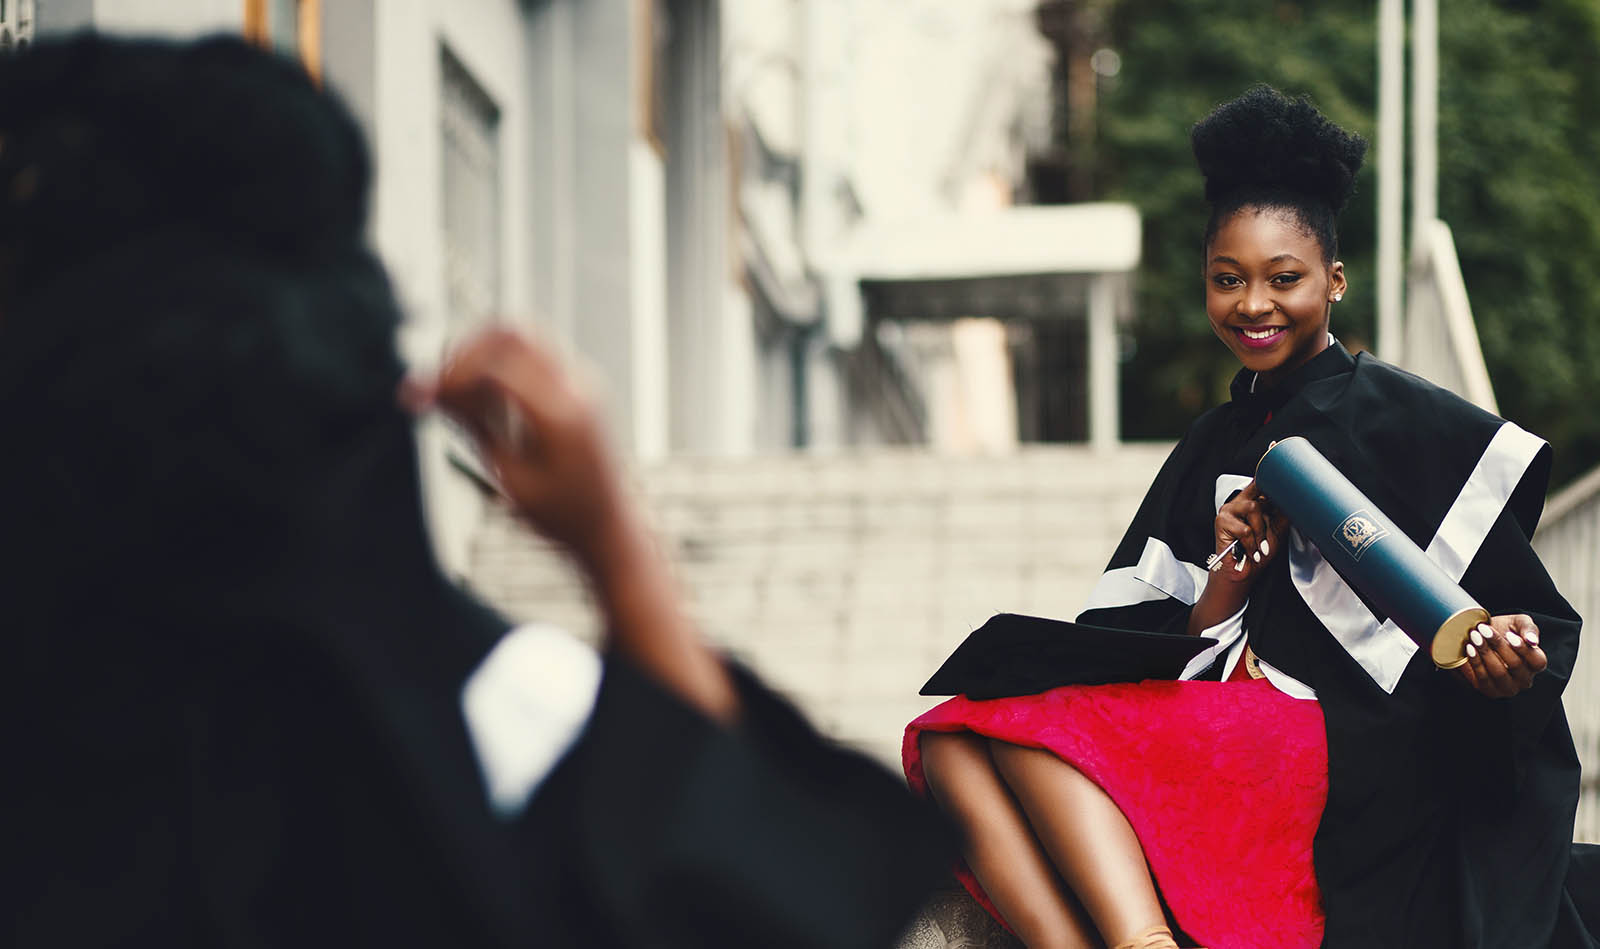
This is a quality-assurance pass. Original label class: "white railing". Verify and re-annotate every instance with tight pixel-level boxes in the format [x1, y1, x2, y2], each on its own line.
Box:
[1535, 467, 1600, 843]
[1402, 220, 1499, 413]
[1405, 218, 1598, 842]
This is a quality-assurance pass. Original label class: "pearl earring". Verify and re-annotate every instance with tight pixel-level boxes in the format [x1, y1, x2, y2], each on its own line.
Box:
[1332, 294, 1343, 303]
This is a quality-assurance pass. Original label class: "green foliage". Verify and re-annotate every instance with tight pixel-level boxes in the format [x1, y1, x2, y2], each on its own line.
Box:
[1435, 0, 1600, 488]
[1097, 0, 1600, 487]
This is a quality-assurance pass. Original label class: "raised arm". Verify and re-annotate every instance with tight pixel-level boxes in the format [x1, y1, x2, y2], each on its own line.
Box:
[407, 328, 738, 723]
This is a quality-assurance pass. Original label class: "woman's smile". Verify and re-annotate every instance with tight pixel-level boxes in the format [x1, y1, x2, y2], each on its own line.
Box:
[1234, 325, 1289, 348]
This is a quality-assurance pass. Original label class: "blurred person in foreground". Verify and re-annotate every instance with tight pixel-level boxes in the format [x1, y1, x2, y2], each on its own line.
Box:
[0, 34, 946, 947]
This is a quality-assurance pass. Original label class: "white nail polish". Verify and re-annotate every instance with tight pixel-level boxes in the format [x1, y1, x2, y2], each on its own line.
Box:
[1467, 643, 1478, 658]
[1235, 559, 1245, 572]
[1506, 632, 1523, 648]
[1261, 540, 1270, 557]
[1479, 624, 1496, 640]
[1528, 632, 1540, 645]
[1253, 550, 1262, 563]
[1470, 630, 1483, 647]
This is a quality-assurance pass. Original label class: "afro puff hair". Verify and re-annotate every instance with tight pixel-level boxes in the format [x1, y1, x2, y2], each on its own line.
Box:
[1192, 85, 1367, 261]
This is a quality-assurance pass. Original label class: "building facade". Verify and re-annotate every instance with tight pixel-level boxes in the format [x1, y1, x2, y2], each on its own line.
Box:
[35, 0, 1130, 576]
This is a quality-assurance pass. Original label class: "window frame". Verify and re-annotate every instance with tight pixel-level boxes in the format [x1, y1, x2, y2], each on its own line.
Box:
[243, 0, 322, 82]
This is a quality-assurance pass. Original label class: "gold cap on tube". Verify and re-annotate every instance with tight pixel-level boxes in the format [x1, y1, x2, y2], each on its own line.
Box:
[1432, 606, 1490, 670]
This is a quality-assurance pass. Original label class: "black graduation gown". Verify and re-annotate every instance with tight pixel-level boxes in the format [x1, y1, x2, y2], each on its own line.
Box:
[1075, 342, 1589, 949]
[9, 522, 949, 949]
[2, 267, 948, 946]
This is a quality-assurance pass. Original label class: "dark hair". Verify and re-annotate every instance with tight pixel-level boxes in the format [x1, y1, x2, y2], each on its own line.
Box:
[0, 35, 414, 596]
[1191, 85, 1367, 264]
[0, 33, 371, 308]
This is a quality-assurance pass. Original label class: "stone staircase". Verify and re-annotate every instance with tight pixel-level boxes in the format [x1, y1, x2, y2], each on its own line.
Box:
[465, 446, 1169, 947]
[465, 444, 1170, 768]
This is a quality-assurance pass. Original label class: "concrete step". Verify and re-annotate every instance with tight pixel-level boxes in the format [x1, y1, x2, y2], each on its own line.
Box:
[465, 444, 1172, 767]
[896, 887, 1020, 949]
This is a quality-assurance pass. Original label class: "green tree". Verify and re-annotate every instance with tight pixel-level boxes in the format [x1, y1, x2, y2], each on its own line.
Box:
[1095, 0, 1600, 488]
[1436, 0, 1600, 488]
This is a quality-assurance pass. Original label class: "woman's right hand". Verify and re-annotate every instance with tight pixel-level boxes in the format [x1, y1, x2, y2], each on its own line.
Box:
[1457, 614, 1548, 698]
[1213, 481, 1288, 584]
[407, 327, 636, 571]
[406, 326, 739, 722]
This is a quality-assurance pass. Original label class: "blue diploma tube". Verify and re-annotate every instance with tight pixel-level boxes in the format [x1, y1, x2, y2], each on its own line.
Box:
[1255, 436, 1485, 670]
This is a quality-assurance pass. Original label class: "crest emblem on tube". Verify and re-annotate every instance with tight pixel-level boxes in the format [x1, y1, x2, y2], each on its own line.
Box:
[1335, 509, 1389, 562]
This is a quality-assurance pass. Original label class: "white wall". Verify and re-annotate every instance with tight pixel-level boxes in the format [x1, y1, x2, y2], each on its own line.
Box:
[523, 0, 671, 461]
[372, 0, 531, 335]
[88, 0, 240, 35]
[371, 0, 536, 578]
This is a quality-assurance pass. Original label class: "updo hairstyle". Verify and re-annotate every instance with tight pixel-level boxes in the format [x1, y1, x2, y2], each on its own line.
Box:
[1191, 85, 1368, 264]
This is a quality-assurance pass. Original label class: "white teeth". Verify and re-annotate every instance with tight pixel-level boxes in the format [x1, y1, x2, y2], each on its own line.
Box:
[1241, 327, 1284, 340]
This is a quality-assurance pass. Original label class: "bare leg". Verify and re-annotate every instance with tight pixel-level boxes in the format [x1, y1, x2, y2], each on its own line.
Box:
[988, 741, 1172, 948]
[919, 731, 1101, 949]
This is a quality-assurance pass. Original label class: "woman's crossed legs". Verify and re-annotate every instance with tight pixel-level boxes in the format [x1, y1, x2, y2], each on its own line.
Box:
[920, 732, 1177, 949]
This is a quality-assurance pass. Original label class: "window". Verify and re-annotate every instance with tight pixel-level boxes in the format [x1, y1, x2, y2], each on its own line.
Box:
[244, 0, 321, 81]
[440, 46, 502, 330]
[0, 0, 35, 53]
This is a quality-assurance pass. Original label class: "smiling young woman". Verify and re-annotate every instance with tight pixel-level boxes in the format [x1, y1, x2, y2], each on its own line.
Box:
[904, 85, 1592, 949]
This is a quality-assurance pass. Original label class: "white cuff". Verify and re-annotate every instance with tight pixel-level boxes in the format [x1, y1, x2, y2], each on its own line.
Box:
[1179, 603, 1247, 680]
[460, 623, 603, 818]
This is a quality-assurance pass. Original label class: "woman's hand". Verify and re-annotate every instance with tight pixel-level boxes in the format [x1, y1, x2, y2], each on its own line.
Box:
[1212, 481, 1289, 584]
[1187, 480, 1289, 636]
[404, 327, 739, 722]
[404, 327, 635, 571]
[1457, 614, 1548, 698]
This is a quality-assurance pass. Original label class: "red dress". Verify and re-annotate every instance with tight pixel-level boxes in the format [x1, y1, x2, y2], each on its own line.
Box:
[903, 663, 1329, 949]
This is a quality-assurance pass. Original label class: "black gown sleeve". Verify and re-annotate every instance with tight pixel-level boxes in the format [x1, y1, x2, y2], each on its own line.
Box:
[1405, 442, 1585, 798]
[523, 656, 953, 949]
[1074, 411, 1238, 649]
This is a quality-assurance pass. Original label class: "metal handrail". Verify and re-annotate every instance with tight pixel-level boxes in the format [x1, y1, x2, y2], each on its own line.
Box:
[1402, 219, 1498, 413]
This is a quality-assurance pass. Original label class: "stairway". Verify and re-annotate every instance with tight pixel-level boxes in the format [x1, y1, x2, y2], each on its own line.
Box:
[466, 443, 1171, 767]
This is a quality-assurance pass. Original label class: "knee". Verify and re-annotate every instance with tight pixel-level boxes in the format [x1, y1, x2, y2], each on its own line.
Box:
[989, 740, 1073, 788]
[986, 738, 1037, 772]
[919, 730, 985, 789]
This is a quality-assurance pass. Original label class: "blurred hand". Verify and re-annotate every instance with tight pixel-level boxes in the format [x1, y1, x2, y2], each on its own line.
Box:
[403, 327, 635, 571]
[1212, 481, 1288, 585]
[403, 326, 737, 722]
[1457, 614, 1547, 698]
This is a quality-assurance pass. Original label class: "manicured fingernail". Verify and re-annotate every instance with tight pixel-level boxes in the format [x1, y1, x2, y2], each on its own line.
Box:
[1506, 631, 1523, 648]
[1261, 540, 1270, 557]
[1478, 624, 1495, 640]
[1470, 629, 1483, 647]
[1527, 631, 1540, 645]
[1253, 550, 1262, 563]
[1467, 643, 1478, 658]
[1235, 559, 1245, 572]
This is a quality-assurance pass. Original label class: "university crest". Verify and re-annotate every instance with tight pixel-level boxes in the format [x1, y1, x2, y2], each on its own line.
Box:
[1335, 509, 1389, 562]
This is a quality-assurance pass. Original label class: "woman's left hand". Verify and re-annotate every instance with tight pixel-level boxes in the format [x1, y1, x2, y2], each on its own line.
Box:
[1456, 614, 1548, 698]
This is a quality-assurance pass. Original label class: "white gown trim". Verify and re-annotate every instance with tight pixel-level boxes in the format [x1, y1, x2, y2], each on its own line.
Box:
[1082, 536, 1210, 611]
[1287, 421, 1545, 694]
[1180, 603, 1246, 681]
